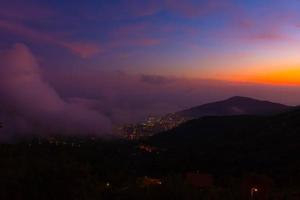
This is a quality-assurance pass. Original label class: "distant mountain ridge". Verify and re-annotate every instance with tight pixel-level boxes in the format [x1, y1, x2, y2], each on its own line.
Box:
[117, 96, 292, 139]
[177, 96, 292, 119]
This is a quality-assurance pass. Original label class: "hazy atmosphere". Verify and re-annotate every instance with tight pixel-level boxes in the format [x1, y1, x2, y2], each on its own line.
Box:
[1, 0, 300, 139]
[1, 1, 300, 199]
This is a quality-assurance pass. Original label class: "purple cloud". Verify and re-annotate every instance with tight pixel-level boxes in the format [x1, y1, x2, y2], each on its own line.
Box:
[0, 19, 103, 58]
[0, 44, 111, 140]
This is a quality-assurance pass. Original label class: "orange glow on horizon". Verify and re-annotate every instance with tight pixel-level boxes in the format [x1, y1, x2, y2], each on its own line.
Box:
[230, 68, 300, 85]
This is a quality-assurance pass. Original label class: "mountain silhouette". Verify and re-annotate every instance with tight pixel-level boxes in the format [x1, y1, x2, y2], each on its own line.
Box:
[177, 96, 291, 119]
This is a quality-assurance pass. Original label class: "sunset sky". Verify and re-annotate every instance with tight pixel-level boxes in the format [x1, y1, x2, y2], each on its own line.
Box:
[1, 0, 300, 137]
[1, 0, 300, 85]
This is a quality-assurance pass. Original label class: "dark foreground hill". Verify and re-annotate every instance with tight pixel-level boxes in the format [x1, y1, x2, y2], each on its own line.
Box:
[148, 107, 300, 177]
[2, 108, 300, 199]
[177, 96, 292, 118]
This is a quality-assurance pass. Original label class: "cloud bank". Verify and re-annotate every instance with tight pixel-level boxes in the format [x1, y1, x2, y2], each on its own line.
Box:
[0, 44, 111, 140]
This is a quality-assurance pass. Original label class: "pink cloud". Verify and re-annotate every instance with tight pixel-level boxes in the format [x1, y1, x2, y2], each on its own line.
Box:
[235, 18, 286, 41]
[250, 33, 285, 41]
[62, 42, 104, 58]
[0, 19, 102, 58]
[0, 44, 111, 139]
[0, 19, 54, 42]
[109, 21, 191, 49]
[0, 1, 55, 22]
[210, 9, 298, 44]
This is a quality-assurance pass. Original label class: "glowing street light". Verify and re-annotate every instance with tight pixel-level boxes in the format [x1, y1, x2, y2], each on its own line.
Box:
[250, 187, 259, 200]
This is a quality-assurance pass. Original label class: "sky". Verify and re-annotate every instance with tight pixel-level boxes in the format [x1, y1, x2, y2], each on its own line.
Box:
[1, 0, 300, 83]
[0, 0, 300, 138]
